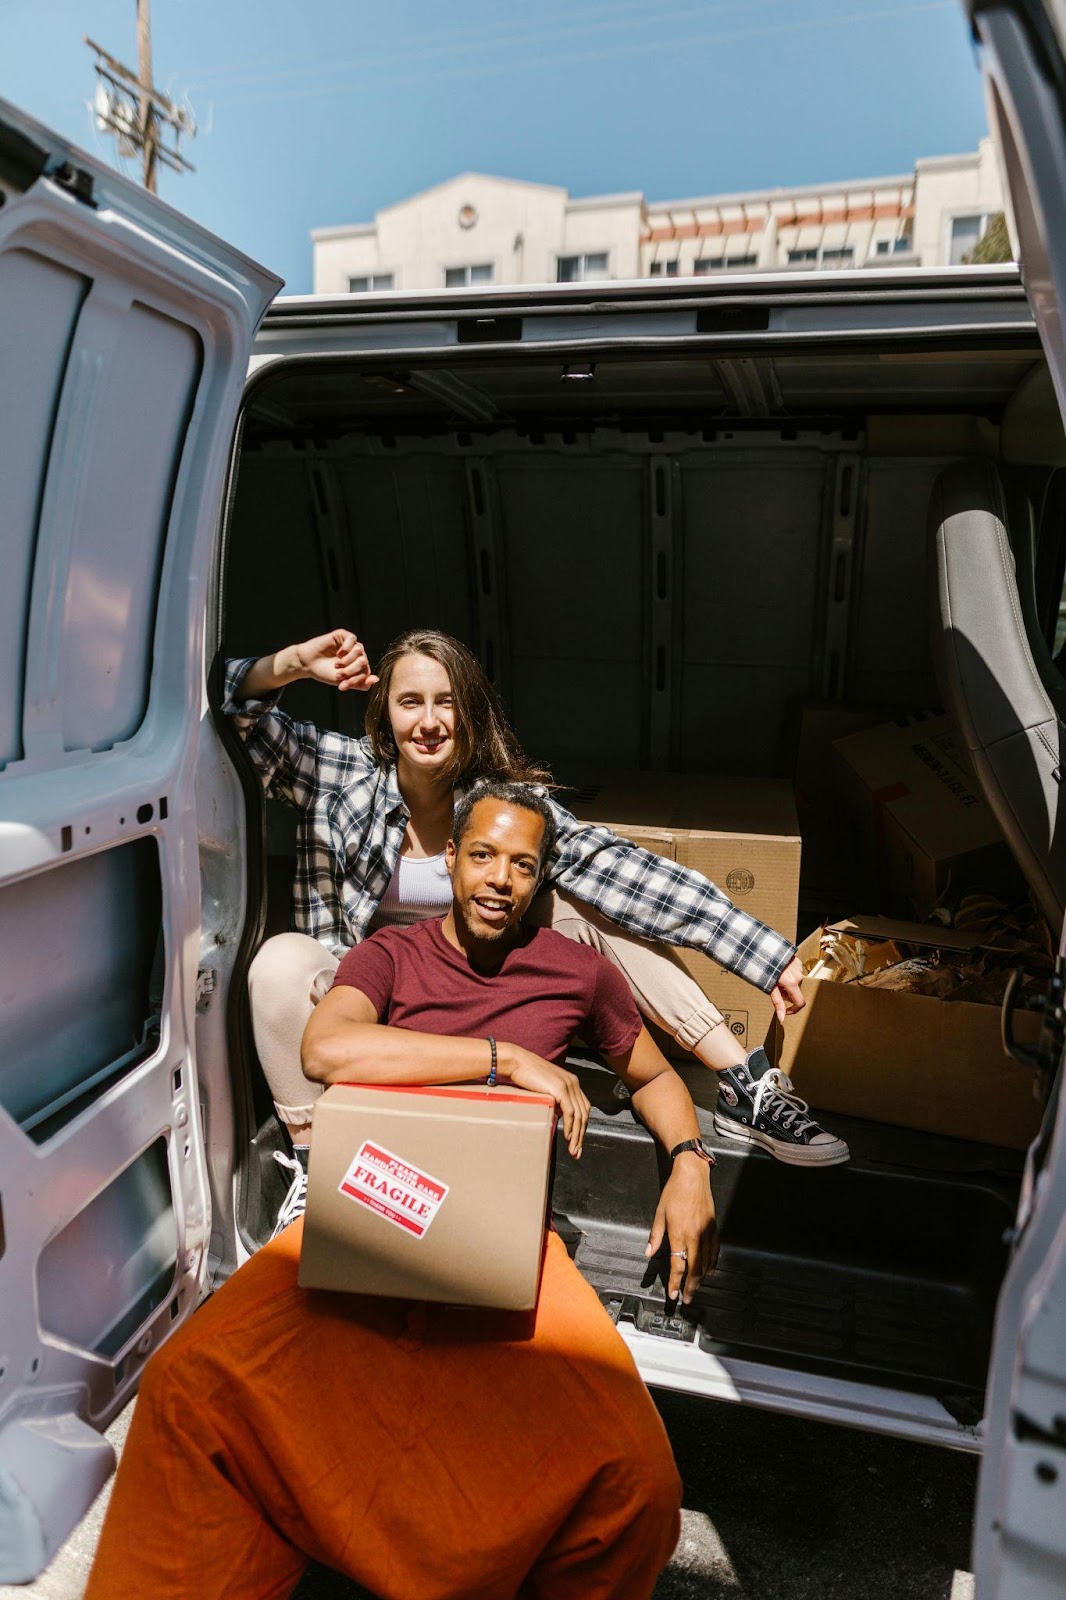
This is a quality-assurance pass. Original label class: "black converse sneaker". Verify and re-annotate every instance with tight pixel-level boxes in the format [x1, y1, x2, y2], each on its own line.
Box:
[713, 1048, 850, 1166]
[270, 1148, 309, 1239]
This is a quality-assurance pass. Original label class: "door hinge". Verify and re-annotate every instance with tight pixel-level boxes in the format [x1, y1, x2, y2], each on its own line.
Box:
[195, 967, 217, 1013]
[46, 160, 97, 208]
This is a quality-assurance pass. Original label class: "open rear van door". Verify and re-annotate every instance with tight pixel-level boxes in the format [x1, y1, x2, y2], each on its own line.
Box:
[963, 6, 1066, 1594]
[0, 100, 279, 1580]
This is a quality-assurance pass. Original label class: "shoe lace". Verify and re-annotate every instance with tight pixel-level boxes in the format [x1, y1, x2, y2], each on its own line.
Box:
[750, 1069, 817, 1135]
[271, 1152, 308, 1239]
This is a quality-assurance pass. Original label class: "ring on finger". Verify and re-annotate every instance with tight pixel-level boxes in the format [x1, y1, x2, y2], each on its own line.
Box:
[670, 1250, 688, 1260]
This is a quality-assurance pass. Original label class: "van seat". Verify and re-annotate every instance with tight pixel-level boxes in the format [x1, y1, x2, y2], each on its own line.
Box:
[929, 458, 1066, 926]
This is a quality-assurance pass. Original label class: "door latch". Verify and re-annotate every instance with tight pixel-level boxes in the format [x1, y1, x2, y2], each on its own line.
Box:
[195, 967, 217, 1013]
[1002, 954, 1065, 1104]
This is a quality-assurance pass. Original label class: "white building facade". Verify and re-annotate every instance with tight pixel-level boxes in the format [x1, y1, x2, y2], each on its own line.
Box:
[311, 141, 1005, 295]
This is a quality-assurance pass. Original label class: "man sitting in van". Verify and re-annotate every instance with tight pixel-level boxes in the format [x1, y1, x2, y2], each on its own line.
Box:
[86, 781, 720, 1600]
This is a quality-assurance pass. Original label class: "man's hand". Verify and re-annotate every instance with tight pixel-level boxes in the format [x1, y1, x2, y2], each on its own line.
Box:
[503, 1047, 591, 1159]
[294, 630, 379, 692]
[770, 955, 806, 1025]
[644, 1154, 719, 1305]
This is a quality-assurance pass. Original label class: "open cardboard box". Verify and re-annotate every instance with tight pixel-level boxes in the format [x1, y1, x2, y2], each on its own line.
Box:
[771, 915, 1043, 1150]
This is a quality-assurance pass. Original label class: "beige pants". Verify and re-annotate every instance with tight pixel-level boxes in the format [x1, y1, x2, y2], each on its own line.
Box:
[248, 892, 724, 1126]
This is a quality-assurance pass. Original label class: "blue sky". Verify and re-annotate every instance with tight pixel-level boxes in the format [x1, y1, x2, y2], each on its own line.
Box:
[2, 0, 990, 293]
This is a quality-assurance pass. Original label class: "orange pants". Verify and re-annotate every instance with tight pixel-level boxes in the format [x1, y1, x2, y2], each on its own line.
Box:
[86, 1225, 681, 1600]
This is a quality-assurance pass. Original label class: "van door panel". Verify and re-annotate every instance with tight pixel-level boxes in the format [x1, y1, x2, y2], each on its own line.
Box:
[960, 8, 1066, 1595]
[0, 839, 162, 1138]
[0, 97, 278, 1580]
[47, 300, 202, 753]
[0, 248, 88, 768]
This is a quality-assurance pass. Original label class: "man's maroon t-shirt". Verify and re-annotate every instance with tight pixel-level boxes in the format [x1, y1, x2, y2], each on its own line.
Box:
[331, 918, 641, 1063]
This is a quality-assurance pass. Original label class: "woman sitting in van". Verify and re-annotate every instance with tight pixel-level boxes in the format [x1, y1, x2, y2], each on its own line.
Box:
[224, 626, 848, 1217]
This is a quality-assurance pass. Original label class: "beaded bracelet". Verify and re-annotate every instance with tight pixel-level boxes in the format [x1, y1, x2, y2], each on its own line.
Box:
[487, 1036, 498, 1087]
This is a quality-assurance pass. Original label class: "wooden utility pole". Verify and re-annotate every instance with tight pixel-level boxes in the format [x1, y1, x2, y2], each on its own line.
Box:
[87, 2, 195, 192]
[136, 0, 158, 192]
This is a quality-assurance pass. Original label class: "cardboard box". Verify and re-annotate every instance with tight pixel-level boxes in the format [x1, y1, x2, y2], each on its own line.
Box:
[299, 1082, 555, 1309]
[833, 714, 1017, 917]
[781, 698, 909, 900]
[567, 772, 801, 1052]
[773, 915, 1042, 1149]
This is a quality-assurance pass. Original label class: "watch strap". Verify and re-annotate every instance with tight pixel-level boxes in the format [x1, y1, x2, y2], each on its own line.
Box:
[670, 1138, 716, 1167]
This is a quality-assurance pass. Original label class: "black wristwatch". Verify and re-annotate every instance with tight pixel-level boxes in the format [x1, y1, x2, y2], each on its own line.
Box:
[669, 1138, 717, 1168]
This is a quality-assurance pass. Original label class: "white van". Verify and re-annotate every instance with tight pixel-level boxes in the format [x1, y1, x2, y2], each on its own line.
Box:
[1, 5, 1065, 1591]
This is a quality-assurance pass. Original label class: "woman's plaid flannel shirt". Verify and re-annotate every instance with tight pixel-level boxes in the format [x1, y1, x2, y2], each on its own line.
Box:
[223, 660, 796, 993]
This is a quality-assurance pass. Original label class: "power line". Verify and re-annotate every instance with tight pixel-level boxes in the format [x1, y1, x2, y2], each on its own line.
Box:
[210, 0, 956, 110]
[187, 0, 758, 92]
[86, 1, 195, 192]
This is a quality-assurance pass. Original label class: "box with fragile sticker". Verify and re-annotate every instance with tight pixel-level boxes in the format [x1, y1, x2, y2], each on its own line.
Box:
[298, 1082, 556, 1309]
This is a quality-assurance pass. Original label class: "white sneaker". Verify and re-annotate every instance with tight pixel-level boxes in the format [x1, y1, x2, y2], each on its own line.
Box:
[270, 1151, 308, 1239]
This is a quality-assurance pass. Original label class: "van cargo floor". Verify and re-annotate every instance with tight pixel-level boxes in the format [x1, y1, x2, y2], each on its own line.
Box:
[553, 1061, 1023, 1409]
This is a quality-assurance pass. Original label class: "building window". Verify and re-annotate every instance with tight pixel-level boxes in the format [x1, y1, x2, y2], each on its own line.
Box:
[649, 260, 679, 277]
[820, 246, 855, 266]
[445, 263, 494, 287]
[949, 213, 988, 265]
[787, 248, 818, 265]
[694, 257, 722, 275]
[875, 237, 913, 256]
[444, 263, 494, 287]
[724, 253, 757, 269]
[557, 252, 610, 283]
[348, 273, 394, 292]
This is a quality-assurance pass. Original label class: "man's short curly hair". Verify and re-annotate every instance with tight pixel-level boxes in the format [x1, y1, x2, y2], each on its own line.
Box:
[452, 780, 558, 869]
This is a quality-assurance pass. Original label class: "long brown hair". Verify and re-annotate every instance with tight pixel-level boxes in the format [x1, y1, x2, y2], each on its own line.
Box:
[364, 630, 552, 787]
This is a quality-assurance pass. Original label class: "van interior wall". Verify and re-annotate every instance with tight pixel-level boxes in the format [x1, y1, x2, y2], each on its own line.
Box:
[222, 393, 1052, 1404]
[223, 428, 945, 786]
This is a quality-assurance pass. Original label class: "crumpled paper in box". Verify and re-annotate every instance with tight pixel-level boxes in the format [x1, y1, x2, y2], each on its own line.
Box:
[805, 895, 1052, 1009]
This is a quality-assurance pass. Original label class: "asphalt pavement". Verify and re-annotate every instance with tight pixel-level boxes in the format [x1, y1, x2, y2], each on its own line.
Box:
[1, 1390, 978, 1599]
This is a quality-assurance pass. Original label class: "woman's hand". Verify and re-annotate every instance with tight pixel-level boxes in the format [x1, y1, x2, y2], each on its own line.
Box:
[293, 630, 379, 692]
[644, 1154, 719, 1304]
[236, 631, 379, 700]
[502, 1046, 591, 1158]
[770, 955, 806, 1024]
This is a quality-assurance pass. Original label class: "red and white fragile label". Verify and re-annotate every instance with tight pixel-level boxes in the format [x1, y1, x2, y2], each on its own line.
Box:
[338, 1140, 449, 1240]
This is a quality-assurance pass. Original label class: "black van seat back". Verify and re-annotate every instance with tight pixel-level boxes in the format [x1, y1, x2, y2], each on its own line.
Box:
[929, 458, 1066, 926]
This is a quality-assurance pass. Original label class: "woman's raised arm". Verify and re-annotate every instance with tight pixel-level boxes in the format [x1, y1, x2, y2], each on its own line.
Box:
[235, 630, 379, 700]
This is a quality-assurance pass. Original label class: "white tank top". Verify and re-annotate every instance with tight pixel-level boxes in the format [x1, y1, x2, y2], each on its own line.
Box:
[369, 850, 452, 930]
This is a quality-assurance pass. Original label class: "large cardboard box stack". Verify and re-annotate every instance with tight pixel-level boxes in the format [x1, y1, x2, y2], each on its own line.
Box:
[300, 1082, 556, 1309]
[773, 915, 1042, 1149]
[567, 772, 801, 1053]
[833, 714, 1019, 917]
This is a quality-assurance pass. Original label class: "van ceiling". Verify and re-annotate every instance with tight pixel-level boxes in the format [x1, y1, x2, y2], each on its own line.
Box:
[244, 347, 1042, 440]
